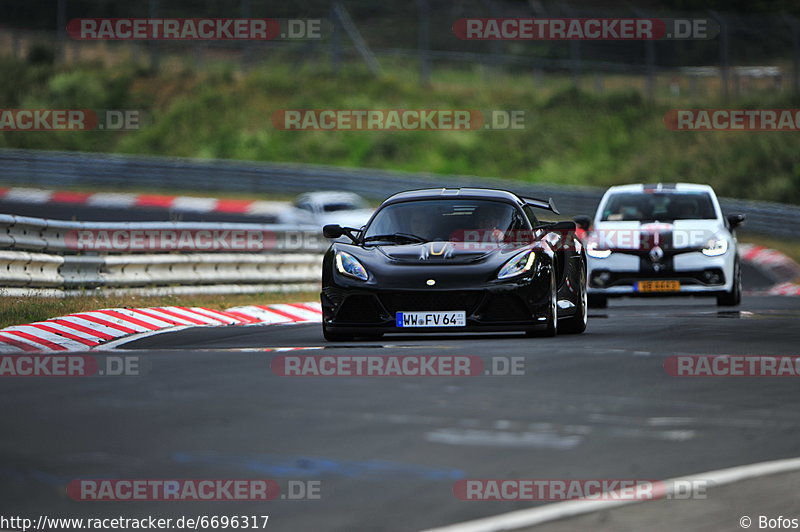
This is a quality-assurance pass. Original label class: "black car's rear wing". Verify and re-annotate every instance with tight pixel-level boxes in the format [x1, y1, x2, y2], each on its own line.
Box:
[522, 197, 560, 216]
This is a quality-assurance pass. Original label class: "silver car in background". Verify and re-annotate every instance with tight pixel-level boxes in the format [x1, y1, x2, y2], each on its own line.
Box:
[286, 191, 374, 229]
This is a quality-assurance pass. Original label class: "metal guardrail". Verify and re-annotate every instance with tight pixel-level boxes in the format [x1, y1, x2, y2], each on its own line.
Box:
[0, 251, 322, 289]
[1, 149, 798, 239]
[0, 215, 326, 291]
[0, 214, 328, 254]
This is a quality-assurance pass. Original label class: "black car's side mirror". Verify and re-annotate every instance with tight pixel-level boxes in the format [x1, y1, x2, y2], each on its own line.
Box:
[323, 224, 360, 243]
[573, 215, 591, 231]
[727, 213, 745, 229]
[323, 224, 344, 238]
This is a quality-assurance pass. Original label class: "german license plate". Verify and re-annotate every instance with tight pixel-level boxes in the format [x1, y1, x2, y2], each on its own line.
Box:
[636, 280, 681, 292]
[396, 311, 466, 327]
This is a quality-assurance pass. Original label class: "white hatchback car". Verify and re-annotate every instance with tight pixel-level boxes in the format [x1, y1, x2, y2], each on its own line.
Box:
[576, 183, 745, 308]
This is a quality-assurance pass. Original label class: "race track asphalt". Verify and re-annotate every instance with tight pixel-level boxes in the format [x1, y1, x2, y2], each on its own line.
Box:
[0, 288, 798, 531]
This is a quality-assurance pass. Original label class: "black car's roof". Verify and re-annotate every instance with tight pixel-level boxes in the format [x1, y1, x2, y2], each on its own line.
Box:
[381, 188, 524, 206]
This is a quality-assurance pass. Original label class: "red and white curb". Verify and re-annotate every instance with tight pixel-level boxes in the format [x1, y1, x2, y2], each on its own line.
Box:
[740, 243, 800, 274]
[0, 302, 321, 353]
[0, 186, 288, 217]
[739, 243, 800, 295]
[766, 282, 800, 296]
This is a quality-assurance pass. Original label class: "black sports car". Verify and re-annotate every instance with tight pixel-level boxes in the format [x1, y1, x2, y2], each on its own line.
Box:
[320, 188, 587, 340]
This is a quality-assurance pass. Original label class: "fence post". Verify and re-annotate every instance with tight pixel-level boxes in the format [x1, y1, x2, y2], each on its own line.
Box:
[332, 2, 381, 77]
[330, 0, 341, 74]
[57, 0, 67, 63]
[532, 66, 543, 87]
[148, 0, 160, 71]
[645, 40, 655, 100]
[560, 2, 582, 88]
[789, 15, 800, 95]
[634, 9, 656, 101]
[11, 29, 20, 59]
[241, 0, 252, 69]
[594, 73, 604, 93]
[417, 0, 431, 86]
[710, 10, 729, 101]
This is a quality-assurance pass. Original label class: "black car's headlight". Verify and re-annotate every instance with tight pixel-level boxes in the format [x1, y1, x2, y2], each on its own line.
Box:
[335, 251, 368, 281]
[498, 250, 536, 279]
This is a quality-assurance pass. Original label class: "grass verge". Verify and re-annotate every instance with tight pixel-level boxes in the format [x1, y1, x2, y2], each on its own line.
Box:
[1, 56, 799, 204]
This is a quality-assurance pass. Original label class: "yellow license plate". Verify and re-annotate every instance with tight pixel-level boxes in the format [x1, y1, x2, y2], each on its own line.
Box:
[636, 280, 681, 292]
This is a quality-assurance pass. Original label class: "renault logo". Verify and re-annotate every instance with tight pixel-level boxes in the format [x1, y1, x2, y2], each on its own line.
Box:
[649, 246, 664, 263]
[426, 279, 436, 286]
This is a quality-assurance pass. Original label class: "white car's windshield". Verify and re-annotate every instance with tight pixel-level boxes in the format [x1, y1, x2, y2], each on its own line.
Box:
[601, 192, 717, 222]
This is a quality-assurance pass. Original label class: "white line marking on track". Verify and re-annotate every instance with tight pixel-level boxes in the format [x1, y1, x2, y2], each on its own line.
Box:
[419, 456, 800, 532]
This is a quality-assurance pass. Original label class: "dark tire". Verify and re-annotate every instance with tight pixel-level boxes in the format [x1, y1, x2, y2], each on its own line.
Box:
[322, 326, 353, 342]
[717, 261, 742, 307]
[527, 266, 558, 338]
[587, 294, 608, 309]
[560, 262, 587, 334]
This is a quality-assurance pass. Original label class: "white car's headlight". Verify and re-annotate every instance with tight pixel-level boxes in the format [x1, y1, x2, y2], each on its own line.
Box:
[586, 241, 612, 259]
[335, 251, 368, 280]
[702, 236, 729, 257]
[498, 250, 536, 279]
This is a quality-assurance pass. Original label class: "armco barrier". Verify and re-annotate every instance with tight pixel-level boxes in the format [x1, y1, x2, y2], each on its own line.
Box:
[1, 149, 797, 239]
[0, 216, 328, 254]
[0, 215, 326, 293]
[0, 250, 64, 287]
[0, 250, 322, 290]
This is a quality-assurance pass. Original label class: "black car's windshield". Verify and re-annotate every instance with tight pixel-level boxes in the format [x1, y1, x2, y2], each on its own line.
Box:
[601, 192, 717, 222]
[362, 199, 527, 244]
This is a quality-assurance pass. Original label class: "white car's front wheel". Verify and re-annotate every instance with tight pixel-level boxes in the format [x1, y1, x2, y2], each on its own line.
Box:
[717, 260, 741, 307]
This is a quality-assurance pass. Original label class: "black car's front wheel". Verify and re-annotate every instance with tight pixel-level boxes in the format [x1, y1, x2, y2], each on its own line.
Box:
[559, 262, 587, 334]
[527, 266, 558, 338]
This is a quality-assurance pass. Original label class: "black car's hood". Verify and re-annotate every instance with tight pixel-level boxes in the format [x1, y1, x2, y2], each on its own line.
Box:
[375, 242, 499, 264]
